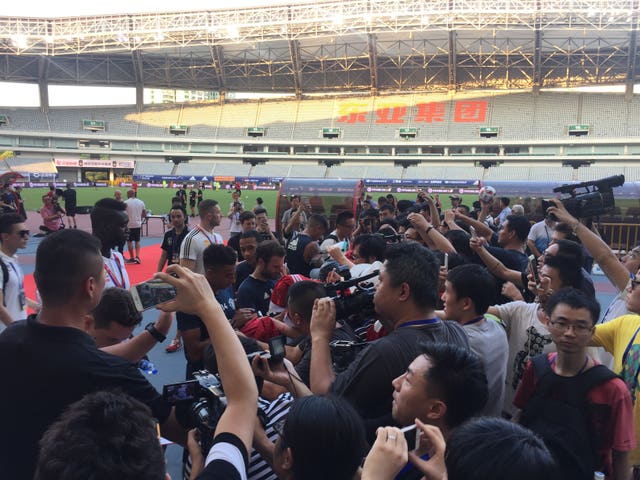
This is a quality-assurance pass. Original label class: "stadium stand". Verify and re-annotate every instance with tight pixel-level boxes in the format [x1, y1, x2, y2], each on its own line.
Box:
[173, 161, 214, 177]
[212, 161, 251, 177]
[217, 102, 259, 139]
[289, 163, 327, 178]
[0, 108, 50, 132]
[249, 163, 291, 178]
[133, 159, 173, 176]
[255, 101, 296, 140]
[5, 156, 56, 173]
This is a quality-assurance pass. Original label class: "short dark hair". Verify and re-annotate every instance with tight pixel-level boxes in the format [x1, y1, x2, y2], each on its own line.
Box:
[91, 197, 126, 229]
[92, 288, 142, 329]
[445, 417, 559, 480]
[198, 199, 219, 217]
[352, 234, 386, 262]
[379, 204, 395, 215]
[254, 207, 268, 216]
[419, 342, 488, 429]
[504, 214, 531, 243]
[240, 229, 261, 242]
[446, 264, 495, 315]
[239, 210, 256, 223]
[287, 281, 327, 322]
[396, 199, 414, 214]
[35, 391, 165, 480]
[35, 230, 103, 307]
[336, 210, 355, 226]
[544, 253, 583, 290]
[445, 230, 473, 259]
[457, 204, 471, 215]
[378, 217, 399, 231]
[203, 244, 237, 268]
[0, 212, 25, 234]
[554, 239, 584, 266]
[256, 240, 285, 265]
[279, 395, 366, 480]
[384, 242, 439, 309]
[500, 197, 510, 206]
[545, 288, 600, 325]
[169, 204, 187, 217]
[308, 214, 328, 232]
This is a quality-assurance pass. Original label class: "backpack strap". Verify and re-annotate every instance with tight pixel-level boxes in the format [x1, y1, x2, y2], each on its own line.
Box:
[0, 257, 8, 307]
[532, 353, 618, 403]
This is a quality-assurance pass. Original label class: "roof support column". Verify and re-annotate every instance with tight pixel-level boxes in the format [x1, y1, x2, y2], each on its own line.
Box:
[626, 4, 638, 100]
[448, 30, 457, 92]
[368, 34, 378, 96]
[131, 50, 144, 112]
[38, 56, 49, 112]
[289, 39, 303, 99]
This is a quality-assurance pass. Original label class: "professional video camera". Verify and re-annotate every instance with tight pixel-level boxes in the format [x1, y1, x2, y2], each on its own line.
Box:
[325, 269, 379, 320]
[163, 370, 226, 452]
[543, 175, 625, 219]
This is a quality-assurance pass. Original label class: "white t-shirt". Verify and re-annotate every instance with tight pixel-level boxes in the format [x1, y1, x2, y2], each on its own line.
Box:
[463, 317, 509, 417]
[0, 251, 27, 330]
[180, 226, 223, 274]
[493, 301, 555, 416]
[125, 197, 146, 229]
[103, 250, 130, 290]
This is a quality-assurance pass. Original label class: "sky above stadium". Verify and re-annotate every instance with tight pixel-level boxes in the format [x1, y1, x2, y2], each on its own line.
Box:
[0, 0, 302, 16]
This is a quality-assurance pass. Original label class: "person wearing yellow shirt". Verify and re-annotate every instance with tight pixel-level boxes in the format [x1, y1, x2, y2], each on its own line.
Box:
[592, 272, 640, 475]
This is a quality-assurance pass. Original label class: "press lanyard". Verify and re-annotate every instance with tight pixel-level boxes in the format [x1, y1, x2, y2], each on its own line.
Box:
[7, 261, 22, 291]
[104, 254, 125, 289]
[196, 225, 217, 244]
[398, 318, 439, 328]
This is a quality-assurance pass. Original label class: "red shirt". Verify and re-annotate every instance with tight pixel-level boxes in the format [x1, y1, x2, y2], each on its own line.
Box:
[514, 353, 635, 477]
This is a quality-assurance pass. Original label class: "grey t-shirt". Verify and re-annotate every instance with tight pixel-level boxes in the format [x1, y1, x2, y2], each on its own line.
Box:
[463, 318, 509, 416]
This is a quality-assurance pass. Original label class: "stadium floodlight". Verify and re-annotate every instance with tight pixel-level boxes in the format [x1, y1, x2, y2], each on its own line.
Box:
[44, 35, 54, 44]
[11, 34, 27, 49]
[332, 14, 344, 26]
[226, 25, 240, 39]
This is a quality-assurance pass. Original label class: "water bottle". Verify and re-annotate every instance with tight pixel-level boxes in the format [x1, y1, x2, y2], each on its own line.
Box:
[139, 359, 158, 375]
[594, 472, 605, 480]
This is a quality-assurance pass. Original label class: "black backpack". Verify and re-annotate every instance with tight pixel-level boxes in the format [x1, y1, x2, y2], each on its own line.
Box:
[519, 354, 617, 480]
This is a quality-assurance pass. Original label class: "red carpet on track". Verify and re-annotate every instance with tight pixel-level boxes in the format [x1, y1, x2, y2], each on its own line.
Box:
[24, 244, 164, 301]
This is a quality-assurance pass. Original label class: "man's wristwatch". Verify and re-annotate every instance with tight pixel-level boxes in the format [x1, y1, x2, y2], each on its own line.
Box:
[145, 322, 166, 343]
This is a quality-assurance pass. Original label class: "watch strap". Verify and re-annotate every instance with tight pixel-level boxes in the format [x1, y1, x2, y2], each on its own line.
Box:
[145, 322, 166, 343]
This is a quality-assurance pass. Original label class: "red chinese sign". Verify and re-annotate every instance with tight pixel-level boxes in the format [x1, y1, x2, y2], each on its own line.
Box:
[337, 100, 486, 124]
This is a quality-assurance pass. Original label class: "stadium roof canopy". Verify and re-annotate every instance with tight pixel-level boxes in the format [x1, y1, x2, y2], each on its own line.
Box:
[0, 0, 638, 102]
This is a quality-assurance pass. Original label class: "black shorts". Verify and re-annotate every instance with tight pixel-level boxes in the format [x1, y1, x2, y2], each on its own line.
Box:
[128, 227, 141, 242]
[66, 207, 76, 216]
[189, 201, 196, 208]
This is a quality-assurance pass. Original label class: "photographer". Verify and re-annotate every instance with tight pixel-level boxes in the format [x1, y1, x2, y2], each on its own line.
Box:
[228, 192, 245, 239]
[309, 242, 468, 425]
[39, 194, 64, 235]
[157, 263, 259, 480]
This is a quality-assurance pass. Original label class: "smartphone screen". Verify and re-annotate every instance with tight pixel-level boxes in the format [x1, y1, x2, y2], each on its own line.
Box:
[469, 226, 477, 239]
[443, 253, 449, 270]
[528, 254, 540, 284]
[162, 380, 199, 404]
[131, 280, 177, 311]
[269, 335, 287, 361]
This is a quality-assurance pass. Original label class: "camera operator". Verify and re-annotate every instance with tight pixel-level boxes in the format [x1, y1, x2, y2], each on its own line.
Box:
[0, 230, 187, 480]
[157, 263, 259, 480]
[309, 242, 468, 426]
[39, 194, 64, 235]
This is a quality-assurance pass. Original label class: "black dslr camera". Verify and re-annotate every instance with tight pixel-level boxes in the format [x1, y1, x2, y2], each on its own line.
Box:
[325, 270, 379, 320]
[542, 175, 624, 219]
[163, 370, 226, 451]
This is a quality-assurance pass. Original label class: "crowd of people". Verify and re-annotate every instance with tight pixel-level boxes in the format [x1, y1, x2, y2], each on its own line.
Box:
[0, 185, 639, 480]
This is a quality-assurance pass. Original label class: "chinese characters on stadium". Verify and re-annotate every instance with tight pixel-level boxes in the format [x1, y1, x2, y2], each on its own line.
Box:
[337, 100, 487, 124]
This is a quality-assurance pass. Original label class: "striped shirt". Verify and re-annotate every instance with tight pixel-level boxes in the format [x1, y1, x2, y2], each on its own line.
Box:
[179, 226, 223, 274]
